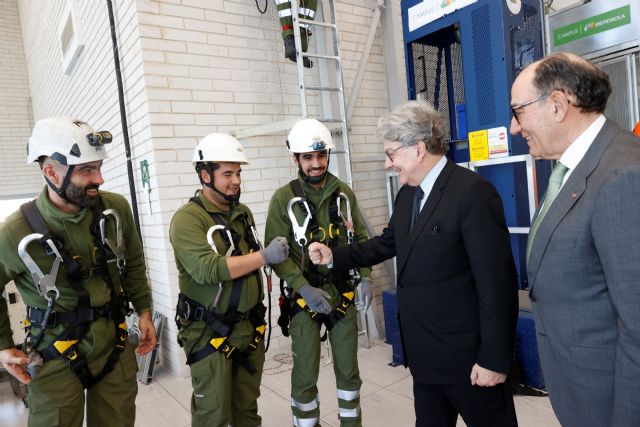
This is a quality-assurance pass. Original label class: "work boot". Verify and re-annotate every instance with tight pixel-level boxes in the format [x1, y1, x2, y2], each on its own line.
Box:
[283, 34, 313, 68]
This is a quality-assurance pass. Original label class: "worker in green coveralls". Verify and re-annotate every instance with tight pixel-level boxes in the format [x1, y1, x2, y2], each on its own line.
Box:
[265, 118, 373, 427]
[0, 117, 156, 427]
[170, 133, 289, 427]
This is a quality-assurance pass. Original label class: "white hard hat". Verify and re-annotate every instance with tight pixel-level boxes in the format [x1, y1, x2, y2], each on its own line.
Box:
[27, 117, 110, 165]
[192, 133, 249, 165]
[287, 119, 335, 153]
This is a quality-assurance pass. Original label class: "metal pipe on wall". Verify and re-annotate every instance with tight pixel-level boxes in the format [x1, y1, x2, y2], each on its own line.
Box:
[105, 0, 143, 245]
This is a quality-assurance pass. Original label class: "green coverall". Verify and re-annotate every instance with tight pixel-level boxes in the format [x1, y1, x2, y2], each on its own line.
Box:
[265, 173, 370, 427]
[0, 188, 152, 427]
[170, 191, 265, 427]
[276, 0, 317, 50]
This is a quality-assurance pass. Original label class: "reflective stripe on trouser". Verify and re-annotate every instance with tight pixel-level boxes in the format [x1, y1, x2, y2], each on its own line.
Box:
[277, 0, 317, 40]
[293, 415, 320, 427]
[183, 319, 265, 427]
[292, 395, 319, 427]
[289, 287, 362, 427]
[26, 336, 138, 427]
[337, 388, 361, 423]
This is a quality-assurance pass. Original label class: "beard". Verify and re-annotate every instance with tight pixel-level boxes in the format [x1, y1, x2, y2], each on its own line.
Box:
[301, 167, 327, 185]
[222, 188, 241, 202]
[65, 182, 101, 208]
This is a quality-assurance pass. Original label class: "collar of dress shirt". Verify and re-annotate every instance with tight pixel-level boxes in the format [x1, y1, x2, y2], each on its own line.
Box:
[558, 114, 606, 184]
[416, 155, 447, 211]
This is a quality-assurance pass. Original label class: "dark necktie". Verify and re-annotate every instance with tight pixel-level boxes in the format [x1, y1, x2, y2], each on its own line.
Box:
[526, 161, 569, 262]
[410, 186, 425, 230]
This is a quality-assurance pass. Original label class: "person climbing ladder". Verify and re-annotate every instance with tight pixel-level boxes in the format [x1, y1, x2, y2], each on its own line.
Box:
[276, 0, 316, 68]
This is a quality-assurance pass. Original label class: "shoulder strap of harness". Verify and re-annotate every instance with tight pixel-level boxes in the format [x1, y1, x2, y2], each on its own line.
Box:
[20, 200, 87, 291]
[20, 199, 128, 389]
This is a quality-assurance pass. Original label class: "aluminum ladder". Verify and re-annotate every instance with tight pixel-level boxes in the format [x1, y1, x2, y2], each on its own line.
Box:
[289, 0, 354, 189]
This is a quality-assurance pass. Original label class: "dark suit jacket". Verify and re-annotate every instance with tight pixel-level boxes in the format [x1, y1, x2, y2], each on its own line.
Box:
[333, 160, 518, 384]
[527, 119, 640, 427]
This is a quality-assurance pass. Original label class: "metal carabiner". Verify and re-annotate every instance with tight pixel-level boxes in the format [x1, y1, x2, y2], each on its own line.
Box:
[206, 225, 235, 256]
[206, 225, 236, 308]
[249, 224, 272, 276]
[17, 233, 61, 302]
[287, 197, 312, 247]
[100, 209, 126, 273]
[336, 192, 354, 243]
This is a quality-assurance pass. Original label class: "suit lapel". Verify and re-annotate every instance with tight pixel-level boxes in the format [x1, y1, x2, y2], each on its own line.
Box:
[527, 120, 618, 290]
[397, 160, 455, 277]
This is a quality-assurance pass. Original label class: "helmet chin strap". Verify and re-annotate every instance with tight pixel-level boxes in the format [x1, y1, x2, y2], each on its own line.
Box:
[212, 185, 241, 203]
[300, 168, 326, 185]
[44, 165, 78, 206]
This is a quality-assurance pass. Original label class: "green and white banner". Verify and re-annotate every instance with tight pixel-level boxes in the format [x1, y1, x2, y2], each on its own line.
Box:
[553, 5, 632, 47]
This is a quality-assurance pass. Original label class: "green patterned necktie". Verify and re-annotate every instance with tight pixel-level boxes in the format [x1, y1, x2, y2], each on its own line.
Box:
[526, 162, 569, 263]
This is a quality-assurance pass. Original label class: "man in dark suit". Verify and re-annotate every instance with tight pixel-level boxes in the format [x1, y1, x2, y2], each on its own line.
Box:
[511, 52, 640, 427]
[308, 100, 518, 427]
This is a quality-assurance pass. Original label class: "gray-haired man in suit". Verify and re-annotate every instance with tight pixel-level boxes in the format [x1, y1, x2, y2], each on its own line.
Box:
[511, 52, 640, 427]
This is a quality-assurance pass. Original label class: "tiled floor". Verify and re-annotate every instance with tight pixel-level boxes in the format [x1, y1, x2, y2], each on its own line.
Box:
[0, 341, 561, 427]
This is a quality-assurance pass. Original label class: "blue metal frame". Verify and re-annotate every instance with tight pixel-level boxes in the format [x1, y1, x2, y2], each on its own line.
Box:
[401, 0, 551, 290]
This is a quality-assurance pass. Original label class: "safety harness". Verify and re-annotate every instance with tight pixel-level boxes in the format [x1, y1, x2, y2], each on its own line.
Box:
[278, 180, 362, 338]
[174, 196, 267, 374]
[18, 199, 131, 389]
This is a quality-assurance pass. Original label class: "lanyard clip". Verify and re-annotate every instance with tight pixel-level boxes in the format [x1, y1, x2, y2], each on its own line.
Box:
[287, 197, 312, 247]
[18, 233, 62, 302]
[100, 209, 126, 273]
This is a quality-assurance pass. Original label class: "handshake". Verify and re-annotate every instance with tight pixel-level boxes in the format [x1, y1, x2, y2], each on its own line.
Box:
[260, 240, 334, 267]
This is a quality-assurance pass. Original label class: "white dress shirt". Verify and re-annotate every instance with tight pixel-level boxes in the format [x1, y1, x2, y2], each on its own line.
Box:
[558, 114, 606, 189]
[416, 155, 448, 213]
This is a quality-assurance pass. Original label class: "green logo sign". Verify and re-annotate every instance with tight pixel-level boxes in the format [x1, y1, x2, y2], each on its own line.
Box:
[553, 5, 632, 47]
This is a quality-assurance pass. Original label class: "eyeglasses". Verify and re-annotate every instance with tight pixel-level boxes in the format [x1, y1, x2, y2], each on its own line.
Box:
[511, 94, 548, 124]
[384, 144, 412, 162]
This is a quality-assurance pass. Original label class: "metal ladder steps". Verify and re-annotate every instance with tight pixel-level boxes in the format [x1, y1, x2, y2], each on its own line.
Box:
[306, 85, 342, 92]
[303, 52, 340, 61]
[299, 18, 336, 29]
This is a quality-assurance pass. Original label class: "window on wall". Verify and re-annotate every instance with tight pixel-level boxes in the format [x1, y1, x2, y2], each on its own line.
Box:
[58, 0, 84, 74]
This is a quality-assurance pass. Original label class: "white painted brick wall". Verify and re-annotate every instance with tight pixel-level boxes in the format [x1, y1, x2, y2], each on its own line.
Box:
[13, 0, 183, 371]
[9, 0, 398, 376]
[0, 0, 41, 198]
[135, 0, 396, 365]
